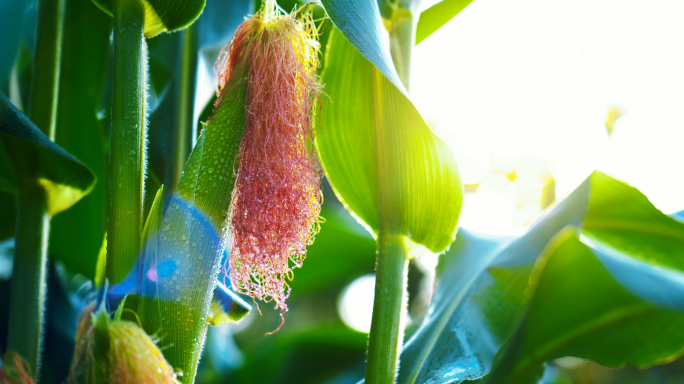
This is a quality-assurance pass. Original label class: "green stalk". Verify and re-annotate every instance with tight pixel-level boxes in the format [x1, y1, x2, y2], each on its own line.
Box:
[387, 8, 417, 92]
[6, 0, 65, 375]
[166, 25, 197, 197]
[107, 0, 146, 285]
[365, 232, 409, 384]
[7, 184, 49, 376]
[28, 0, 65, 140]
[264, 0, 276, 21]
[365, 13, 416, 377]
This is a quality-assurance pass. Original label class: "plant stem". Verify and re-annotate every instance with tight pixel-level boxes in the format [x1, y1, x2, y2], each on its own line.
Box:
[388, 8, 417, 92]
[166, 25, 196, 199]
[264, 0, 276, 20]
[107, 0, 146, 285]
[28, 0, 65, 140]
[6, 0, 65, 375]
[365, 232, 409, 384]
[7, 184, 49, 375]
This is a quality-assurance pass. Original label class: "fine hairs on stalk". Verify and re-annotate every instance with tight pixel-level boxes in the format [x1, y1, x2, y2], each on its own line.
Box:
[213, 9, 323, 321]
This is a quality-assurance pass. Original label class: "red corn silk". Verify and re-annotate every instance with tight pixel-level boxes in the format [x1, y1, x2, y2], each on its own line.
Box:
[214, 12, 322, 317]
[0, 352, 35, 384]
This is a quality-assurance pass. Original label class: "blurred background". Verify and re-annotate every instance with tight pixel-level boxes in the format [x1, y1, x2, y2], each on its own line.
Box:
[1, 0, 683, 383]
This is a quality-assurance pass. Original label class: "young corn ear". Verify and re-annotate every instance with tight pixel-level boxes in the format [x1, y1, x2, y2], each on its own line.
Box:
[215, 9, 323, 317]
[68, 306, 180, 384]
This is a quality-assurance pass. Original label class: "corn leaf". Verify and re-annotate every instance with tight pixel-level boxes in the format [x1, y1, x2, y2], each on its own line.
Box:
[319, 0, 463, 253]
[0, 92, 95, 216]
[416, 0, 475, 44]
[49, 0, 111, 279]
[92, 0, 206, 37]
[398, 172, 684, 384]
[483, 230, 684, 384]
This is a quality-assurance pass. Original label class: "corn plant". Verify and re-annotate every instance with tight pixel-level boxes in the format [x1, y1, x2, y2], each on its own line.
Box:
[0, 0, 683, 383]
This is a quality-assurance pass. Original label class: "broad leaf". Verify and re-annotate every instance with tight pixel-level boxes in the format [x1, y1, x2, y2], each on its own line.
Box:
[319, 0, 463, 252]
[92, 0, 206, 37]
[483, 230, 684, 384]
[399, 171, 684, 384]
[0, 92, 95, 215]
[49, 0, 112, 279]
[583, 172, 684, 272]
[415, 0, 475, 44]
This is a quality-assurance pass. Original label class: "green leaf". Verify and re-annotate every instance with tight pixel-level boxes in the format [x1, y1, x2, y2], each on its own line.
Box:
[583, 172, 684, 272]
[49, 0, 111, 279]
[398, 171, 684, 384]
[92, 0, 206, 37]
[318, 22, 463, 253]
[0, 92, 95, 216]
[415, 0, 475, 44]
[140, 183, 164, 278]
[92, 308, 111, 362]
[484, 230, 684, 384]
[207, 282, 251, 326]
[95, 234, 107, 288]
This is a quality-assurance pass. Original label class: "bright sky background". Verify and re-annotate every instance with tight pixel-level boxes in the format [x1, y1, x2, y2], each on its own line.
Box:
[339, 0, 684, 331]
[412, 0, 684, 234]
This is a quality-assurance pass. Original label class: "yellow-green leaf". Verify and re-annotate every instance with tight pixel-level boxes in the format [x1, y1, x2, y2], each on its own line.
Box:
[92, 0, 205, 37]
[416, 0, 475, 45]
[0, 92, 95, 215]
[317, 25, 463, 253]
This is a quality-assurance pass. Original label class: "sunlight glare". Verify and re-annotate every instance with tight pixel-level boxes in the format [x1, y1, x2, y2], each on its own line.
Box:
[413, 0, 684, 232]
[338, 274, 376, 333]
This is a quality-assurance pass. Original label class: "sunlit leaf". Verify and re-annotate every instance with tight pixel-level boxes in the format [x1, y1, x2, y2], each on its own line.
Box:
[319, 0, 463, 253]
[0, 92, 95, 216]
[49, 0, 111, 279]
[583, 172, 684, 272]
[92, 0, 206, 37]
[483, 229, 684, 384]
[207, 282, 251, 326]
[415, 0, 475, 44]
[399, 172, 684, 384]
